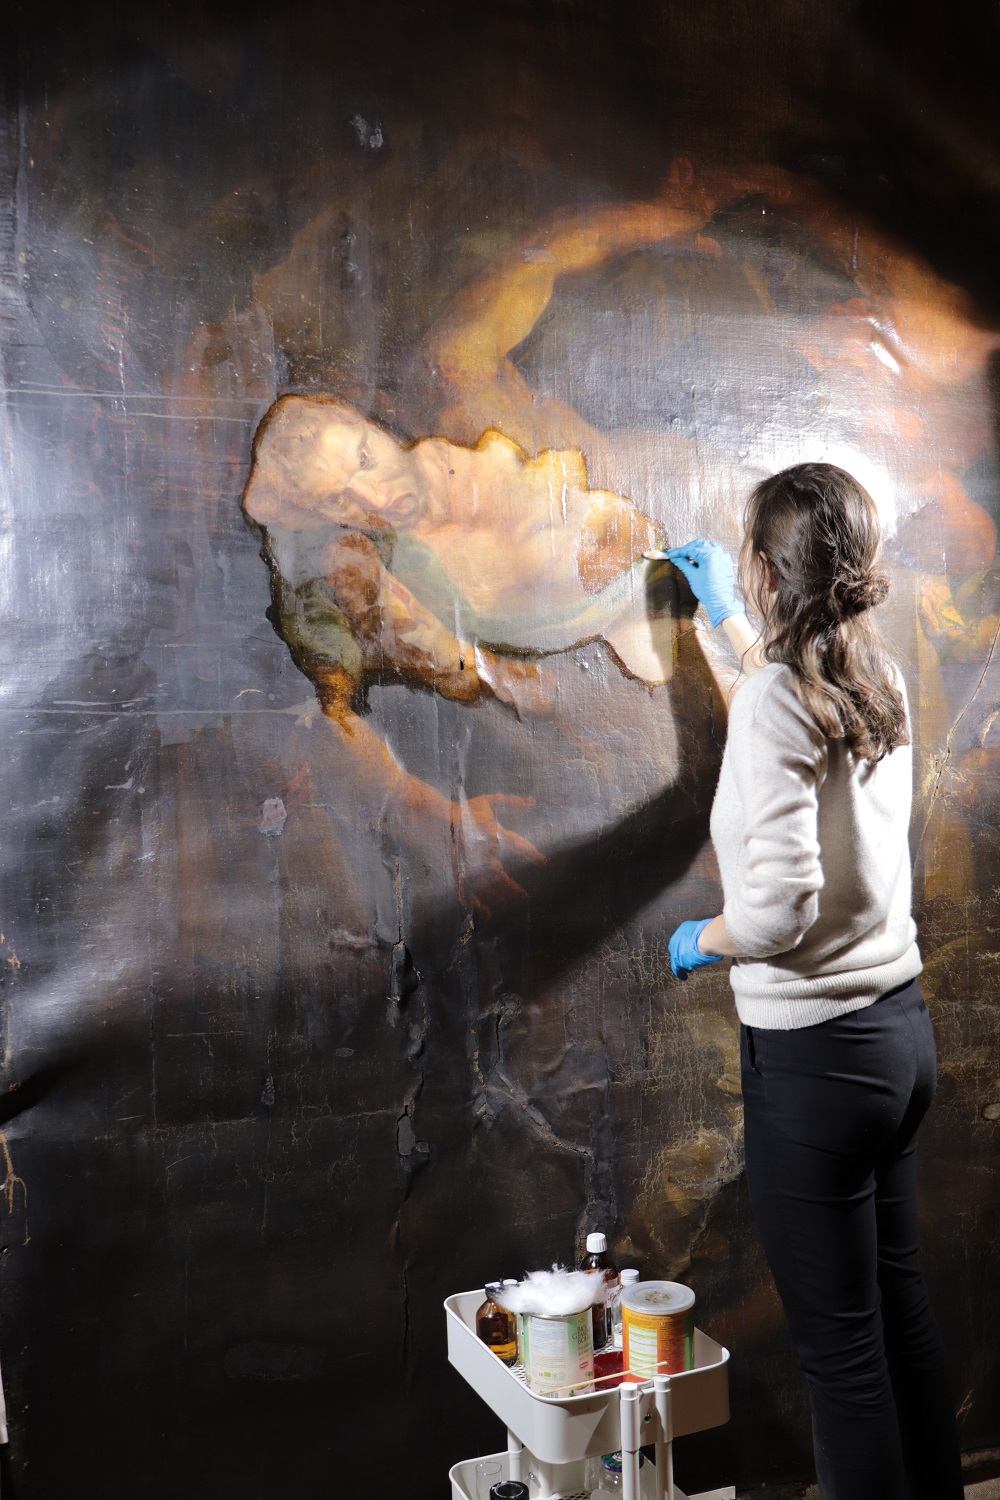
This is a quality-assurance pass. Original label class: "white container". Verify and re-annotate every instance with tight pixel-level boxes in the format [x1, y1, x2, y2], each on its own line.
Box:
[444, 1289, 730, 1467]
[448, 1449, 590, 1500]
[522, 1308, 595, 1397]
[448, 1450, 735, 1500]
[621, 1282, 696, 1381]
[611, 1268, 640, 1348]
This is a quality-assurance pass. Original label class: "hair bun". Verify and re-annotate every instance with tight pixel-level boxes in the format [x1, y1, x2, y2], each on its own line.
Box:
[840, 570, 889, 616]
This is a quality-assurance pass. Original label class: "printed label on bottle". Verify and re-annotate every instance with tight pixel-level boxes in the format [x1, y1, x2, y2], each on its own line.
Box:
[523, 1311, 594, 1397]
[623, 1306, 692, 1380]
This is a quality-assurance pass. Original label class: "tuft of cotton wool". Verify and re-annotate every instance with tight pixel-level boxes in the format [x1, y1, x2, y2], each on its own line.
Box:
[494, 1266, 604, 1317]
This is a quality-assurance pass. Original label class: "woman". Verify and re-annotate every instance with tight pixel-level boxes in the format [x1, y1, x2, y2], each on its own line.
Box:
[665, 464, 963, 1500]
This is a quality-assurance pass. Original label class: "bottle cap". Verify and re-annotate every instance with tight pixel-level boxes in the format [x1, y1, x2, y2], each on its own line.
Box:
[599, 1451, 643, 1473]
[586, 1232, 608, 1253]
[620, 1279, 696, 1315]
[489, 1484, 530, 1500]
[484, 1281, 503, 1297]
[620, 1268, 640, 1285]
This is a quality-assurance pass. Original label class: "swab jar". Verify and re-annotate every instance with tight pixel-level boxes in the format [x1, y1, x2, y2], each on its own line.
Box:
[621, 1281, 695, 1380]
[521, 1308, 595, 1397]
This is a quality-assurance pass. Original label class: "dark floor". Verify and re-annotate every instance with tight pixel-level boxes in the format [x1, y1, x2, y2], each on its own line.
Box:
[740, 1471, 1000, 1499]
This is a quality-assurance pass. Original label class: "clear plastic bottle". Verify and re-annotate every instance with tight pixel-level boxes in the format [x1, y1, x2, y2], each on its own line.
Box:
[476, 1283, 518, 1366]
[587, 1451, 623, 1498]
[611, 1268, 640, 1348]
[581, 1232, 617, 1351]
[586, 1450, 645, 1498]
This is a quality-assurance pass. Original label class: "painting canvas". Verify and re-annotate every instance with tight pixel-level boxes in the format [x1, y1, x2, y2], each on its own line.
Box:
[0, 2, 997, 1494]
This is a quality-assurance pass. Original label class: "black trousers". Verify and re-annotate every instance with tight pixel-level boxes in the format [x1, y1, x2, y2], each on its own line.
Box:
[740, 979, 963, 1500]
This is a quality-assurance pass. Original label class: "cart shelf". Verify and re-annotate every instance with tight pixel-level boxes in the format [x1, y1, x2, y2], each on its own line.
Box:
[445, 1289, 734, 1500]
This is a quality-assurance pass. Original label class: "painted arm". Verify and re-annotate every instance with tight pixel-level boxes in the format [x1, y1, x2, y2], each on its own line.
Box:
[312, 531, 481, 704]
[422, 199, 713, 453]
[321, 706, 544, 920]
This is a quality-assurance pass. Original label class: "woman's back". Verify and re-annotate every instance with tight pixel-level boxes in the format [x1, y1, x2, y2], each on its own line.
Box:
[710, 662, 920, 1027]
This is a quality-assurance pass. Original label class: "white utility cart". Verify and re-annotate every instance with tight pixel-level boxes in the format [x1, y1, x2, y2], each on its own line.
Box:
[446, 1289, 735, 1500]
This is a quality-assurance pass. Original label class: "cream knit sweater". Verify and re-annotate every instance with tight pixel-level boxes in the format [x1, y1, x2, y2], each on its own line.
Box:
[709, 662, 922, 1029]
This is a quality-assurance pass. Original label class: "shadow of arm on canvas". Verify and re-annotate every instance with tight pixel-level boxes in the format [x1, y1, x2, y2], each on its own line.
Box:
[404, 623, 728, 988]
[485, 769, 717, 991]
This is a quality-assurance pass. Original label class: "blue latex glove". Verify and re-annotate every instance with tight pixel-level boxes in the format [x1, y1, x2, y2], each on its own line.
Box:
[668, 918, 723, 980]
[664, 539, 745, 628]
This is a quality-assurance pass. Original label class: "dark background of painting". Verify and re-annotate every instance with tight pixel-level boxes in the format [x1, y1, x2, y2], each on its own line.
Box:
[0, 1, 999, 1495]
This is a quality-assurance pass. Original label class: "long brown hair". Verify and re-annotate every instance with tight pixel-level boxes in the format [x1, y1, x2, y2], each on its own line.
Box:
[741, 462, 908, 763]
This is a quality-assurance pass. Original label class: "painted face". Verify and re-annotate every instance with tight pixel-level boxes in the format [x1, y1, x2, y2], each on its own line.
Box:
[307, 416, 429, 528]
[244, 407, 431, 532]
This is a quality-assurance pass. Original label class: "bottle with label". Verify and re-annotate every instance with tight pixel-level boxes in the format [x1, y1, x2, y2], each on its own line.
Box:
[611, 1268, 640, 1348]
[501, 1278, 524, 1365]
[476, 1283, 518, 1366]
[580, 1232, 617, 1351]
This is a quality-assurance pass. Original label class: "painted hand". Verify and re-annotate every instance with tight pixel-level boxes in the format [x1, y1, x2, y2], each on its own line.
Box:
[668, 918, 723, 980]
[451, 793, 546, 920]
[390, 776, 545, 921]
[663, 539, 745, 629]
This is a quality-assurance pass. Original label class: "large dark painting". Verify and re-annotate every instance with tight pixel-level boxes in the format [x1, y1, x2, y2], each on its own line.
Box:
[0, 3, 998, 1495]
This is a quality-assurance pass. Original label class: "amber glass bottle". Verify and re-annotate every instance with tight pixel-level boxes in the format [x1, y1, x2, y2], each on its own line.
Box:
[581, 1232, 617, 1350]
[475, 1283, 518, 1366]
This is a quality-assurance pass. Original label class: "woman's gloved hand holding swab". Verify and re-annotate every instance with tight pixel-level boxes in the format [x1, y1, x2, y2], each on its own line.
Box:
[661, 537, 746, 627]
[645, 535, 765, 669]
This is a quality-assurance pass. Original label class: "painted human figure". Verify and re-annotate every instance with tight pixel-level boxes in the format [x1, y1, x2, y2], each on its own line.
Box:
[240, 167, 1000, 911]
[243, 395, 680, 699]
[241, 200, 728, 913]
[241, 393, 700, 912]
